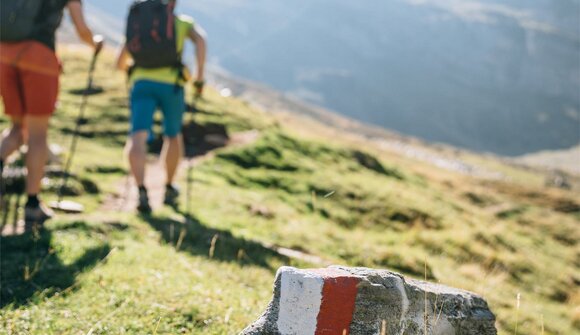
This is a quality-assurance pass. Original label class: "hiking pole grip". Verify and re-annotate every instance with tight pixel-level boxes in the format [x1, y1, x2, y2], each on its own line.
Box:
[93, 35, 104, 57]
[89, 35, 104, 75]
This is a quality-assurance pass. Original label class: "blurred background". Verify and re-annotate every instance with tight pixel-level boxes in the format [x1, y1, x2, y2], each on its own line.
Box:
[2, 2, 579, 333]
[67, 0, 579, 157]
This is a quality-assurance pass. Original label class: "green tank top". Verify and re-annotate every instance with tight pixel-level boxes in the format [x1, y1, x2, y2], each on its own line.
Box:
[130, 15, 194, 87]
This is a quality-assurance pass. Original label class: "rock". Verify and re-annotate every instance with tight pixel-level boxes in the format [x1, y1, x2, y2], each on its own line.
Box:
[241, 266, 497, 335]
[1, 166, 76, 195]
[48, 143, 64, 164]
[545, 171, 572, 190]
[249, 203, 275, 219]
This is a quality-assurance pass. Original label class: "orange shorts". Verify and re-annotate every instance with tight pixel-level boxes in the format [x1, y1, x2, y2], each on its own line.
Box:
[0, 41, 60, 118]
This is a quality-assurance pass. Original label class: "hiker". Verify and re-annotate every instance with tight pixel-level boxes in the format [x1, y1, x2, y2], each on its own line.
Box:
[0, 0, 104, 225]
[116, 0, 207, 213]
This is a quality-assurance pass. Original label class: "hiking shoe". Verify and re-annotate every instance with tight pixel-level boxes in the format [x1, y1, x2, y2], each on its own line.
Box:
[137, 188, 152, 214]
[163, 184, 180, 207]
[24, 203, 54, 231]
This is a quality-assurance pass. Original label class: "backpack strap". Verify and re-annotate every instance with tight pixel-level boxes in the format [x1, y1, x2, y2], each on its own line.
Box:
[173, 60, 187, 92]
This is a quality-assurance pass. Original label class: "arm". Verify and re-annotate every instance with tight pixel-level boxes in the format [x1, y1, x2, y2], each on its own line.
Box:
[67, 1, 103, 52]
[116, 45, 131, 71]
[188, 23, 207, 83]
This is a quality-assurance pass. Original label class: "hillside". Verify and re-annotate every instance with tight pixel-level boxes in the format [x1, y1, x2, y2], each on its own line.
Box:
[516, 145, 580, 175]
[84, 0, 580, 156]
[1, 48, 579, 334]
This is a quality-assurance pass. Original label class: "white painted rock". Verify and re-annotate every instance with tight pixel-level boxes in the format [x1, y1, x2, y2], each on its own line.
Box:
[241, 266, 497, 335]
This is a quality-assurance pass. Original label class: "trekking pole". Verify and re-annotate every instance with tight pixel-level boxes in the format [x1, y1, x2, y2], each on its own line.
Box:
[185, 87, 202, 221]
[0, 161, 5, 211]
[185, 102, 195, 221]
[185, 153, 193, 221]
[50, 38, 104, 213]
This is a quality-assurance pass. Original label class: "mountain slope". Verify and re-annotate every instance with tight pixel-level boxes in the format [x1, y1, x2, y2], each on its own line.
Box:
[1, 48, 579, 334]
[81, 0, 580, 155]
[516, 145, 580, 175]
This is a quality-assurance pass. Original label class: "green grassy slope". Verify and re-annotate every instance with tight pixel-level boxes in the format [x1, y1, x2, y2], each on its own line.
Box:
[1, 48, 579, 334]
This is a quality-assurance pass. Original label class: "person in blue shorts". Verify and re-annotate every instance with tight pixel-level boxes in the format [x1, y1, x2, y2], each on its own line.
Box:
[116, 0, 206, 213]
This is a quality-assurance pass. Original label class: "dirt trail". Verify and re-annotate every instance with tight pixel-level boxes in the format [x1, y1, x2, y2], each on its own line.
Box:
[100, 158, 204, 213]
[2, 130, 333, 265]
[98, 130, 331, 266]
[100, 131, 260, 213]
[0, 131, 258, 236]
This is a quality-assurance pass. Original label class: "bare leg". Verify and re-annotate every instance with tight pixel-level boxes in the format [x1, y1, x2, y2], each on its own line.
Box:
[127, 131, 148, 187]
[25, 115, 50, 195]
[161, 134, 183, 185]
[0, 117, 25, 161]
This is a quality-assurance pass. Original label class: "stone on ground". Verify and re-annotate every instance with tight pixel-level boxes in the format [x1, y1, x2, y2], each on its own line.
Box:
[241, 266, 496, 335]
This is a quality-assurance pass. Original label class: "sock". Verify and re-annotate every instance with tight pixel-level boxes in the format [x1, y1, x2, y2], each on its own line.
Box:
[138, 185, 147, 193]
[26, 194, 40, 208]
[166, 183, 174, 190]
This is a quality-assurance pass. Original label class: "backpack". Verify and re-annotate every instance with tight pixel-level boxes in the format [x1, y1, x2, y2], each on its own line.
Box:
[126, 0, 180, 69]
[0, 0, 44, 42]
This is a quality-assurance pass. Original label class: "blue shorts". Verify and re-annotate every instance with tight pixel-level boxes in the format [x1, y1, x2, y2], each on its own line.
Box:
[130, 80, 185, 138]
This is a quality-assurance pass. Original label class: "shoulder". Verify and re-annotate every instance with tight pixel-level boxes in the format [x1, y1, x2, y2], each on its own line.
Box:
[176, 15, 195, 29]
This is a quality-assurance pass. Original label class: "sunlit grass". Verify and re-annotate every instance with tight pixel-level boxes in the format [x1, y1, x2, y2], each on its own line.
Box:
[1, 48, 578, 334]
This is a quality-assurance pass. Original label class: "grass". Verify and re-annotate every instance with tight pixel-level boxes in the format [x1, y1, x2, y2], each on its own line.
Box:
[1, 47, 579, 334]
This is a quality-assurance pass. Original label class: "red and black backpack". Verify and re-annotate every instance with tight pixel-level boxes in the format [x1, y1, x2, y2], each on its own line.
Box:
[126, 0, 180, 69]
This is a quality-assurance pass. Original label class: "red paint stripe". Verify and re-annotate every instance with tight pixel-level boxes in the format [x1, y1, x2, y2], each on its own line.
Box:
[312, 269, 360, 335]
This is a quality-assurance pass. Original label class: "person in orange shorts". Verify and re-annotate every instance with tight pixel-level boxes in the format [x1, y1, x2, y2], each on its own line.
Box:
[0, 0, 103, 226]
